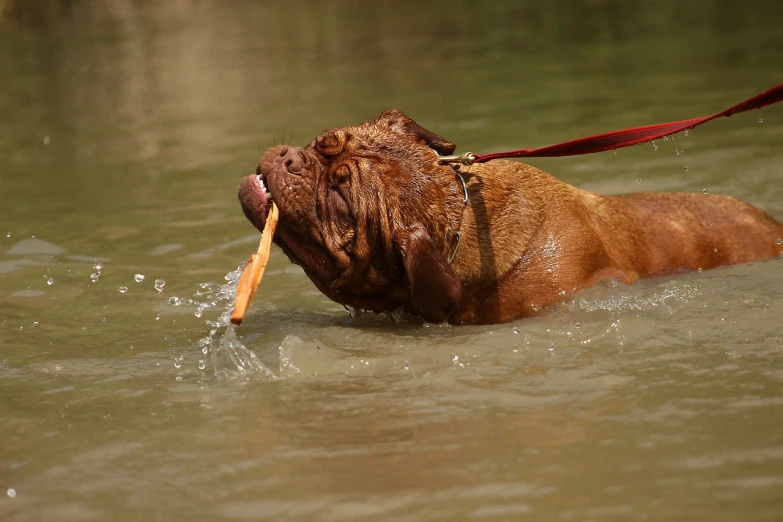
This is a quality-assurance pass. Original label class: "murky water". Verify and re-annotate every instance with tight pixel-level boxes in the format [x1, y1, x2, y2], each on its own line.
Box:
[2, 1, 783, 520]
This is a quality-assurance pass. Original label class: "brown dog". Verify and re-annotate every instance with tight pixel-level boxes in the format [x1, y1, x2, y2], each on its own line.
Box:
[238, 110, 783, 324]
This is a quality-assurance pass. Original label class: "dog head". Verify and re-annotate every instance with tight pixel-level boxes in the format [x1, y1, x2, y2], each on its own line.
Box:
[237, 110, 465, 322]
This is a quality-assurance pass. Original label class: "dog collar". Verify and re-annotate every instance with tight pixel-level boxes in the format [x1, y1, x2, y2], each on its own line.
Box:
[448, 172, 469, 264]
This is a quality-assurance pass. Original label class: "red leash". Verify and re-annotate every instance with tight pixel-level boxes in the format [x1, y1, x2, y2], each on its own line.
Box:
[438, 82, 783, 165]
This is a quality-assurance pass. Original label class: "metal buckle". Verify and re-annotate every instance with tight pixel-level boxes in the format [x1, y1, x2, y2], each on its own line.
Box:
[437, 152, 477, 166]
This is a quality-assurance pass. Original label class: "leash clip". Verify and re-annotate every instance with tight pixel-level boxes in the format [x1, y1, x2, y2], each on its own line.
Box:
[437, 152, 476, 166]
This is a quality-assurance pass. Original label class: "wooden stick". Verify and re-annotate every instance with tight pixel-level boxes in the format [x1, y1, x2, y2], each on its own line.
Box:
[230, 202, 279, 325]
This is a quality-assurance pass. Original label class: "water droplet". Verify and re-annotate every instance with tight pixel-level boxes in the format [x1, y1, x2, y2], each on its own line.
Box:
[714, 248, 718, 253]
[154, 279, 166, 292]
[90, 272, 100, 282]
[776, 238, 782, 246]
[5, 233, 10, 238]
[703, 189, 709, 195]
[43, 276, 54, 286]
[613, 149, 618, 156]
[671, 133, 683, 156]
[93, 263, 103, 271]
[513, 327, 520, 334]
[758, 109, 763, 123]
[452, 354, 459, 364]
[650, 140, 658, 151]
[134, 274, 145, 283]
[19, 326, 23, 331]
[684, 129, 689, 137]
[697, 267, 703, 273]
[119, 286, 128, 294]
[155, 315, 160, 321]
[176, 376, 183, 381]
[7, 488, 15, 498]
[199, 360, 206, 370]
[684, 164, 689, 171]
[174, 357, 182, 369]
[201, 346, 209, 355]
[574, 322, 581, 328]
[33, 321, 38, 327]
[663, 135, 670, 141]
[194, 303, 207, 318]
[548, 344, 555, 352]
[636, 179, 641, 183]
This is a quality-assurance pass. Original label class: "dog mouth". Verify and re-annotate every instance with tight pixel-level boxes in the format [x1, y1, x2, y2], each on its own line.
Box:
[238, 173, 272, 232]
[238, 171, 337, 281]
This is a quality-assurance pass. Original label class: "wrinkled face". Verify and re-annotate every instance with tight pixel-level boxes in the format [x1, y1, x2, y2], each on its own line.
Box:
[237, 110, 465, 320]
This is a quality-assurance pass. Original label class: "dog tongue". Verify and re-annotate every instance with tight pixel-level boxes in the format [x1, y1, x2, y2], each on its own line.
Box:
[237, 174, 272, 233]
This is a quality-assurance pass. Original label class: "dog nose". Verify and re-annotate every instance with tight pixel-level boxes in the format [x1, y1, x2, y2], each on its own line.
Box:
[275, 146, 303, 174]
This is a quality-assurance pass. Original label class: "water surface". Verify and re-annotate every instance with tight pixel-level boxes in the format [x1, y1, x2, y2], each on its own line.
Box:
[1, 1, 783, 520]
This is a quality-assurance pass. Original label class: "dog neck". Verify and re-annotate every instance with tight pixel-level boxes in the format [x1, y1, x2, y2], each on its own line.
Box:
[446, 161, 551, 288]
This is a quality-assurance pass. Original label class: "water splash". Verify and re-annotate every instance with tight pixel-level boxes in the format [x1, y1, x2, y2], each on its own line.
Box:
[572, 284, 703, 313]
[154, 279, 166, 292]
[170, 264, 275, 380]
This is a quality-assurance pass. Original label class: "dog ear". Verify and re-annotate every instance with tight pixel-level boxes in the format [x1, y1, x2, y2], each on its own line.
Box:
[394, 223, 463, 323]
[375, 109, 457, 156]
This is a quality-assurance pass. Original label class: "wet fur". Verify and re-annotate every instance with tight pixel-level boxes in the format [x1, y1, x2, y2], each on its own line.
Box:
[238, 110, 783, 324]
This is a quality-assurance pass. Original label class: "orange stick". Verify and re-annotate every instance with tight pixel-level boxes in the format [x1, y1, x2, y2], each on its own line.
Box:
[230, 202, 279, 325]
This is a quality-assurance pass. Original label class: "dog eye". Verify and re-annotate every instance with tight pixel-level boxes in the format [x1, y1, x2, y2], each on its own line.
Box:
[315, 132, 346, 156]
